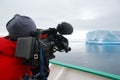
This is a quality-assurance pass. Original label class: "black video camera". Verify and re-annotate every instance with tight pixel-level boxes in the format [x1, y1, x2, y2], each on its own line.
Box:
[15, 22, 73, 80]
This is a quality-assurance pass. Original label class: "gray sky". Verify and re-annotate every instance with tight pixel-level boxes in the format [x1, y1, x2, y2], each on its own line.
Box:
[0, 0, 120, 40]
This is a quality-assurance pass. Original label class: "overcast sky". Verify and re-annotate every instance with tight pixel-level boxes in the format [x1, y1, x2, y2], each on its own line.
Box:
[0, 0, 120, 40]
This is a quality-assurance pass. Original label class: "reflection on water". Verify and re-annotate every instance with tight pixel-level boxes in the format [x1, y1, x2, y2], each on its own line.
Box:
[53, 41, 120, 76]
[86, 44, 120, 54]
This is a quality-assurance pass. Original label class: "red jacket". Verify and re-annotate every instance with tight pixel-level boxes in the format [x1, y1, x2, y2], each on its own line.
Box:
[0, 37, 31, 80]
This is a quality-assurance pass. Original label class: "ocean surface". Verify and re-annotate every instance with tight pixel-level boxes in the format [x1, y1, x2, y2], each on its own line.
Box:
[53, 41, 120, 76]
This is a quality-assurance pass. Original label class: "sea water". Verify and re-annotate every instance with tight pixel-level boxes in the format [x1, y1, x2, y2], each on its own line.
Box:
[53, 41, 120, 76]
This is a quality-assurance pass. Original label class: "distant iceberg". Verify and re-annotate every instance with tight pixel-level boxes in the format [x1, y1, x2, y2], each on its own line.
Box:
[86, 30, 120, 44]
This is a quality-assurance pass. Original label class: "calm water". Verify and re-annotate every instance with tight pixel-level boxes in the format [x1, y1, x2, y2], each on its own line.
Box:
[53, 41, 120, 76]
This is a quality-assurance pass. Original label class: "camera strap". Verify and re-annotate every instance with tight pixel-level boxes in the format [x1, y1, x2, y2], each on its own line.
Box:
[39, 46, 45, 80]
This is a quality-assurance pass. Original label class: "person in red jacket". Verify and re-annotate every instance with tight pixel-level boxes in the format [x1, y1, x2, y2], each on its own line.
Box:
[0, 14, 37, 80]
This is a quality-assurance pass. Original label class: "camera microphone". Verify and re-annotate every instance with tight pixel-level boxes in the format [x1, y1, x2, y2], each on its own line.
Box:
[57, 22, 73, 35]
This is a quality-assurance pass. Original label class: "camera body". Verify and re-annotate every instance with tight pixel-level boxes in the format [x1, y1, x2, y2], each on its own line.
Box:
[15, 28, 71, 60]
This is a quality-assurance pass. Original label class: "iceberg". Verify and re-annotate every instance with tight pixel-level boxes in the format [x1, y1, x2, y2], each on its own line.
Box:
[86, 30, 120, 44]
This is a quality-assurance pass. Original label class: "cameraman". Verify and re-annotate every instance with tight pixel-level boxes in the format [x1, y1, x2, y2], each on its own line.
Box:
[0, 14, 37, 80]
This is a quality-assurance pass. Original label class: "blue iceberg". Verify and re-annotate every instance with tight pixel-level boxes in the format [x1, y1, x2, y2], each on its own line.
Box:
[86, 30, 120, 44]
